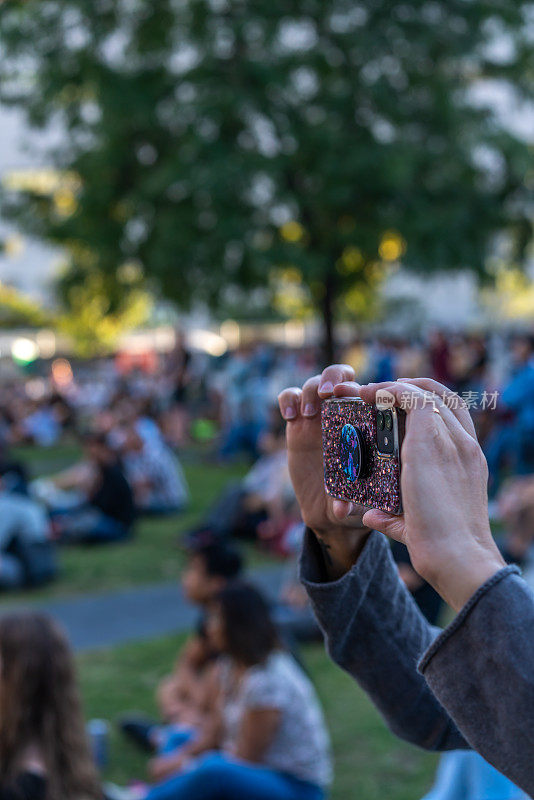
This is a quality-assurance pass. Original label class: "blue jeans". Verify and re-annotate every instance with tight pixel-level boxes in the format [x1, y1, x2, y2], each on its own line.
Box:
[145, 752, 325, 800]
[155, 726, 196, 755]
[0, 553, 24, 588]
[137, 503, 184, 518]
[422, 751, 528, 800]
[54, 506, 130, 544]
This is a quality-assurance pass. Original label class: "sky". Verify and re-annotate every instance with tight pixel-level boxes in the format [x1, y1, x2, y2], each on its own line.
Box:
[0, 106, 60, 303]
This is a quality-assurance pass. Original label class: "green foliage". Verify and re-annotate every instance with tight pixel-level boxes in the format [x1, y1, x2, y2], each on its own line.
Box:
[56, 267, 153, 356]
[1, 0, 532, 355]
[0, 274, 151, 355]
[0, 283, 52, 328]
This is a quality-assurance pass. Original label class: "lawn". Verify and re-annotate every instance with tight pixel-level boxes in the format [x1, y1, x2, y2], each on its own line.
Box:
[3, 444, 276, 602]
[79, 636, 438, 800]
[12, 443, 441, 797]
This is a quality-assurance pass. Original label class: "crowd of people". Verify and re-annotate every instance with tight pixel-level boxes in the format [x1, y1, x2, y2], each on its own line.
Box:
[0, 538, 332, 800]
[0, 326, 533, 799]
[0, 328, 533, 589]
[108, 540, 331, 800]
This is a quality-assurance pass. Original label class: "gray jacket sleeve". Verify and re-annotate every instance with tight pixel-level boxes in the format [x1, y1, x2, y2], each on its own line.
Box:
[301, 530, 532, 794]
[300, 530, 468, 750]
[420, 567, 534, 795]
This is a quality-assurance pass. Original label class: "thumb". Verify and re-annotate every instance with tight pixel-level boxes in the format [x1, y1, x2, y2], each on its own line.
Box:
[362, 509, 406, 543]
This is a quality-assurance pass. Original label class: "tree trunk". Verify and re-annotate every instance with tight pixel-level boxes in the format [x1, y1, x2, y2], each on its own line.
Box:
[321, 272, 337, 366]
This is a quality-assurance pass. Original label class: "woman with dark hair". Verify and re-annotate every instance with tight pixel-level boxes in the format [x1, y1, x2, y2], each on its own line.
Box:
[0, 612, 102, 800]
[109, 584, 331, 800]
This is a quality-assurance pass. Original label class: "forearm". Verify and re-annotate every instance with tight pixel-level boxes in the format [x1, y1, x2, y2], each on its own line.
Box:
[180, 726, 220, 759]
[418, 531, 506, 614]
[420, 567, 534, 794]
[301, 529, 467, 750]
[234, 737, 270, 764]
[234, 710, 281, 764]
[307, 522, 371, 581]
[157, 675, 179, 707]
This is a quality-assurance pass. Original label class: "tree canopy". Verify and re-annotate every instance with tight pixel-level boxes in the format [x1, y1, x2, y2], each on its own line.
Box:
[1, 0, 532, 357]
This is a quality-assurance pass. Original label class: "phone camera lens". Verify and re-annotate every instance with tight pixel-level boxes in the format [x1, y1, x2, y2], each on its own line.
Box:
[385, 412, 393, 431]
[377, 411, 385, 431]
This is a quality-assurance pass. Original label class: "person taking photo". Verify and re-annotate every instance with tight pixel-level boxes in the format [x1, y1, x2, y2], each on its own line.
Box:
[278, 365, 534, 795]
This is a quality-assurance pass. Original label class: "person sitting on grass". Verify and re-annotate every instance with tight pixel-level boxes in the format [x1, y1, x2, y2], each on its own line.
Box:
[185, 408, 294, 544]
[119, 541, 243, 768]
[120, 426, 188, 517]
[0, 477, 57, 591]
[51, 433, 135, 545]
[0, 612, 102, 800]
[108, 583, 331, 800]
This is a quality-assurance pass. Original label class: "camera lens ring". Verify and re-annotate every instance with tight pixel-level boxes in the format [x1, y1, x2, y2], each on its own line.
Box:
[377, 411, 385, 431]
[385, 411, 393, 431]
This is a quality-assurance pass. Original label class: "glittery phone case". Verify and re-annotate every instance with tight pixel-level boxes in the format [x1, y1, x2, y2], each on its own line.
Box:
[322, 398, 404, 514]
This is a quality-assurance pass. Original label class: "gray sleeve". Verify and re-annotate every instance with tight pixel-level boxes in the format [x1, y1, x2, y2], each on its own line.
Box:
[300, 529, 468, 751]
[419, 567, 532, 795]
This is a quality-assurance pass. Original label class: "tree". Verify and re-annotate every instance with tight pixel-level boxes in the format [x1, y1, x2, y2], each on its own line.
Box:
[0, 283, 52, 329]
[1, 0, 532, 361]
[0, 279, 151, 355]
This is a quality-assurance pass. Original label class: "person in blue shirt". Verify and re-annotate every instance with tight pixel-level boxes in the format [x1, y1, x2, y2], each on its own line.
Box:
[485, 333, 534, 495]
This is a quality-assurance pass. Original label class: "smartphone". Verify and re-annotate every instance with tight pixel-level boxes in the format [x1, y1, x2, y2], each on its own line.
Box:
[322, 397, 405, 514]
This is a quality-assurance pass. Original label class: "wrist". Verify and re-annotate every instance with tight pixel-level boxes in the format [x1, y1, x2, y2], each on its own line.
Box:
[422, 539, 506, 613]
[311, 526, 371, 580]
[168, 750, 188, 766]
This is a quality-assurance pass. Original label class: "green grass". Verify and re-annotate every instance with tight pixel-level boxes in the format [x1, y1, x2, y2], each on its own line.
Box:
[11, 442, 87, 477]
[13, 443, 440, 796]
[79, 637, 438, 800]
[3, 446, 277, 602]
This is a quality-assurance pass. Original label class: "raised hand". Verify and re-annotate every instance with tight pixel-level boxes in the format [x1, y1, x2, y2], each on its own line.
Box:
[356, 378, 505, 611]
[278, 364, 371, 579]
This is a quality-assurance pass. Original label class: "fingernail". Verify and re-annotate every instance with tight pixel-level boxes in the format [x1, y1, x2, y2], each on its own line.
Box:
[319, 381, 334, 394]
[303, 403, 317, 417]
[283, 406, 296, 420]
[340, 502, 356, 518]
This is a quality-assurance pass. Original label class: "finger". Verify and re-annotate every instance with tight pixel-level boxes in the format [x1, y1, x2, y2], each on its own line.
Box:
[397, 377, 476, 440]
[362, 509, 406, 543]
[301, 375, 322, 417]
[358, 380, 424, 406]
[358, 381, 467, 440]
[278, 387, 303, 421]
[332, 499, 353, 519]
[318, 364, 356, 397]
[332, 498, 369, 520]
[332, 381, 362, 398]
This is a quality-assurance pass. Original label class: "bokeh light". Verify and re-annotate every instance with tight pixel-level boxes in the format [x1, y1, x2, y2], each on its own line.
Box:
[379, 231, 407, 262]
[11, 337, 39, 365]
[51, 357, 74, 387]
